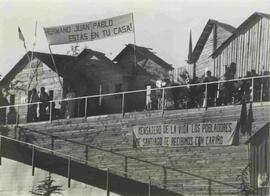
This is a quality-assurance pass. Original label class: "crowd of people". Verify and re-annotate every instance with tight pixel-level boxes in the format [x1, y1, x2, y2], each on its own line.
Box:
[27, 87, 77, 122]
[0, 62, 270, 124]
[27, 87, 50, 122]
[149, 62, 270, 110]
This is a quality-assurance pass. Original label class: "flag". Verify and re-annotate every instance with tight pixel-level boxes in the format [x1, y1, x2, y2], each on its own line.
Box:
[18, 27, 25, 42]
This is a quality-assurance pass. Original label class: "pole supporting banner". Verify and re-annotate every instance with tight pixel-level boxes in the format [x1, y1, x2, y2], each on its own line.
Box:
[48, 44, 63, 89]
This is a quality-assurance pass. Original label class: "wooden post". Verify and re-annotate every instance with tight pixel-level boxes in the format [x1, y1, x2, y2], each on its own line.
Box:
[124, 156, 127, 178]
[251, 77, 254, 102]
[16, 105, 19, 125]
[51, 136, 54, 155]
[161, 88, 165, 116]
[49, 101, 52, 123]
[132, 13, 137, 74]
[163, 166, 167, 189]
[205, 83, 208, 109]
[106, 168, 110, 196]
[14, 126, 17, 140]
[260, 78, 263, 102]
[208, 179, 212, 196]
[67, 156, 71, 188]
[85, 145, 88, 164]
[99, 85, 102, 106]
[148, 177, 151, 196]
[31, 145, 35, 176]
[84, 97, 88, 119]
[122, 93, 125, 118]
[5, 106, 7, 125]
[48, 44, 63, 89]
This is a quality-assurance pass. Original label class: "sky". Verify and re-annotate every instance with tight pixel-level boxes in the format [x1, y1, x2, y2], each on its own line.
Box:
[0, 0, 269, 78]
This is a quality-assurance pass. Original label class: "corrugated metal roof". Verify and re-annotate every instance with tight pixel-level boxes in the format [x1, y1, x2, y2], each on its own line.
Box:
[211, 12, 270, 58]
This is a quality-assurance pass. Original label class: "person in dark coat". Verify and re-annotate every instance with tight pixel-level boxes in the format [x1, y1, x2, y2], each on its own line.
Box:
[203, 71, 218, 107]
[29, 88, 39, 122]
[219, 66, 234, 105]
[7, 107, 17, 124]
[39, 87, 49, 121]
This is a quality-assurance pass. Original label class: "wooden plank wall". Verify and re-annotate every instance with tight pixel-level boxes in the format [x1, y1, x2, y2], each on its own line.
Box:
[214, 17, 270, 78]
[195, 30, 214, 77]
[5, 58, 63, 105]
[196, 24, 233, 78]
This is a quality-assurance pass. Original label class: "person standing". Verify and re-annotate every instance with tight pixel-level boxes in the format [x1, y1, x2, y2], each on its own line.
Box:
[0, 89, 9, 124]
[146, 85, 152, 110]
[65, 87, 76, 119]
[39, 87, 49, 121]
[203, 70, 218, 107]
[30, 88, 39, 122]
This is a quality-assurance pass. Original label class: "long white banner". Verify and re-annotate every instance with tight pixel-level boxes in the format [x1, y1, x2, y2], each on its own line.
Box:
[44, 13, 133, 45]
[133, 121, 238, 147]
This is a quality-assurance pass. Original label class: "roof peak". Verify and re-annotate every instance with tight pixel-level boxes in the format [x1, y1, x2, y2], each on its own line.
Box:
[211, 11, 270, 57]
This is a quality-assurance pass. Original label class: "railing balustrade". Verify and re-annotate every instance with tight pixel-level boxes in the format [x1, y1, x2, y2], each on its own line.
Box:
[0, 134, 244, 195]
[0, 75, 269, 125]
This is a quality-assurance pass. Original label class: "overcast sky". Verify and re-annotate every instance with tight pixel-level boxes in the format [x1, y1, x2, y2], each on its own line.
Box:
[0, 0, 269, 77]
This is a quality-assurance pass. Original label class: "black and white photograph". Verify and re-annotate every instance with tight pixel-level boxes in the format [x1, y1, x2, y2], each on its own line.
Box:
[0, 0, 269, 195]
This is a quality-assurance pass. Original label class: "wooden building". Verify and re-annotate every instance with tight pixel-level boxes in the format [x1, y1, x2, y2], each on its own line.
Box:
[0, 52, 70, 106]
[188, 20, 235, 78]
[0, 45, 173, 118]
[0, 52, 71, 123]
[61, 49, 128, 115]
[212, 12, 270, 78]
[0, 49, 130, 117]
[114, 44, 173, 111]
[114, 44, 173, 89]
[246, 122, 269, 195]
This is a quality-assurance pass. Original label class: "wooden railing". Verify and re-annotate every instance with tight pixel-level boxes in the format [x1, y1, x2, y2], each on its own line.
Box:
[14, 126, 242, 195]
[0, 75, 269, 125]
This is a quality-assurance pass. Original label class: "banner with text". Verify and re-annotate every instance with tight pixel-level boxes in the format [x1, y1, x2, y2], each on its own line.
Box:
[133, 121, 238, 147]
[44, 13, 133, 45]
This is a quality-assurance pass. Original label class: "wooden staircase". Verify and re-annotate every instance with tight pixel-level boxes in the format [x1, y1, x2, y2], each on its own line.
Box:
[1, 102, 270, 195]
